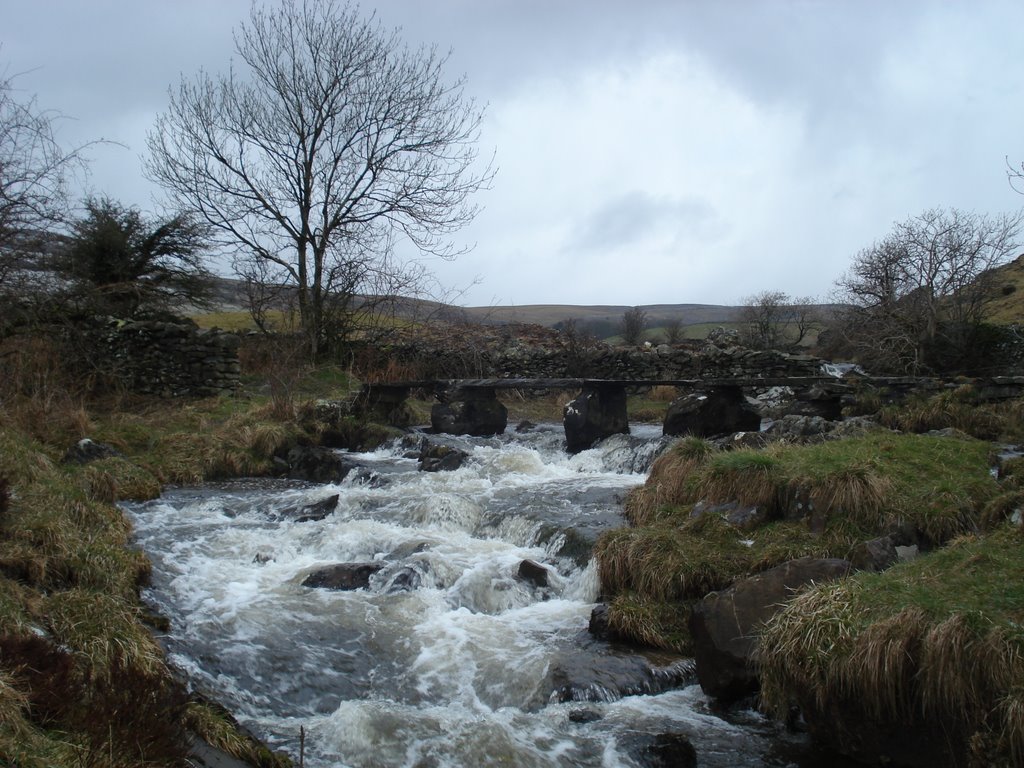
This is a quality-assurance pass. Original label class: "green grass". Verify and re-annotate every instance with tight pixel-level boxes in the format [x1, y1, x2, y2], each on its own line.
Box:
[759, 525, 1024, 763]
[598, 430, 1000, 652]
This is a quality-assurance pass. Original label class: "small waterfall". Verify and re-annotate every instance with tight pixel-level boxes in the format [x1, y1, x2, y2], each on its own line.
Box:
[125, 425, 811, 767]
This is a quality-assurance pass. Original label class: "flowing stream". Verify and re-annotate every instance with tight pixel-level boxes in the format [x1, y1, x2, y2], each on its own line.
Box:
[125, 424, 816, 767]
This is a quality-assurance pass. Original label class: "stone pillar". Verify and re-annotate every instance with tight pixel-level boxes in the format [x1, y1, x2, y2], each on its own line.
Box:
[663, 385, 761, 437]
[431, 386, 508, 436]
[355, 384, 413, 427]
[563, 384, 629, 453]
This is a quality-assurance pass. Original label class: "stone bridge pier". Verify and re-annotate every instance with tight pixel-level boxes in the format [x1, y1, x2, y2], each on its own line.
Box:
[562, 383, 629, 453]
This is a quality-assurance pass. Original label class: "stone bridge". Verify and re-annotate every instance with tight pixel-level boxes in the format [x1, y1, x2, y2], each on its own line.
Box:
[354, 375, 1024, 452]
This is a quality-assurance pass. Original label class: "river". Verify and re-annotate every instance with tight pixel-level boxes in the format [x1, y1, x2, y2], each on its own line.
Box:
[124, 423, 820, 767]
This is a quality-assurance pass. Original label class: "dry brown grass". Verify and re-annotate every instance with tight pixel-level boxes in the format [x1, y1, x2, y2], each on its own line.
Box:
[623, 437, 712, 526]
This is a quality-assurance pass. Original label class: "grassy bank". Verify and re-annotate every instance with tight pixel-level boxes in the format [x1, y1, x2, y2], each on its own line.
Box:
[594, 429, 1001, 654]
[0, 359, 379, 765]
[759, 525, 1024, 764]
[593, 386, 1024, 764]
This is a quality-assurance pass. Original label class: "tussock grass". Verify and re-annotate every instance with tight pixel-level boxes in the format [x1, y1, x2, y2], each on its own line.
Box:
[44, 589, 164, 678]
[759, 526, 1024, 763]
[623, 436, 712, 526]
[696, 450, 782, 509]
[76, 457, 162, 502]
[878, 386, 1024, 441]
[606, 593, 694, 653]
[185, 699, 293, 768]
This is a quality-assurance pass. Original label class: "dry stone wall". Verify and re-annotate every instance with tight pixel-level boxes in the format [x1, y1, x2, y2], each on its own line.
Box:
[365, 339, 825, 381]
[92, 319, 240, 397]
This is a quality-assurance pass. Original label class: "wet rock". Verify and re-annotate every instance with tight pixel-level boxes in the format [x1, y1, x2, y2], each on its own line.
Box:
[563, 387, 629, 454]
[663, 386, 761, 438]
[588, 604, 610, 640]
[62, 438, 121, 464]
[292, 494, 339, 523]
[549, 641, 695, 703]
[383, 566, 422, 593]
[515, 420, 537, 432]
[568, 708, 602, 724]
[418, 442, 469, 472]
[850, 535, 898, 573]
[301, 562, 384, 591]
[690, 556, 852, 702]
[386, 541, 430, 560]
[285, 446, 356, 483]
[517, 559, 550, 588]
[629, 733, 698, 768]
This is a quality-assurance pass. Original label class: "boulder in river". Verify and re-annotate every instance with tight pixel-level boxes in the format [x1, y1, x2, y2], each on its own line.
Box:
[301, 562, 384, 590]
[292, 494, 339, 523]
[285, 446, 356, 483]
[689, 556, 851, 702]
[516, 559, 551, 588]
[418, 442, 469, 472]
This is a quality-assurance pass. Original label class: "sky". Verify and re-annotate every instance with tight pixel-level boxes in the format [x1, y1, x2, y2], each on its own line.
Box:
[3, 0, 1024, 308]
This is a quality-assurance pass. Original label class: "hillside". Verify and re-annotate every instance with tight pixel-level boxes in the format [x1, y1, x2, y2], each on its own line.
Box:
[982, 254, 1024, 325]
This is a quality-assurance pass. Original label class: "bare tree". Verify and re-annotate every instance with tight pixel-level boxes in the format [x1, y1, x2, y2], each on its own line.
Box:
[739, 290, 817, 350]
[619, 306, 648, 346]
[832, 207, 1022, 373]
[145, 0, 492, 357]
[662, 316, 684, 345]
[0, 68, 89, 286]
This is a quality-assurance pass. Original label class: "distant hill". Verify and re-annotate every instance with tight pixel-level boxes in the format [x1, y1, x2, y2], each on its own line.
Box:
[981, 254, 1024, 326]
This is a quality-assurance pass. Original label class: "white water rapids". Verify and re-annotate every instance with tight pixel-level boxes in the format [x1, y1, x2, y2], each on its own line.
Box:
[124, 424, 817, 767]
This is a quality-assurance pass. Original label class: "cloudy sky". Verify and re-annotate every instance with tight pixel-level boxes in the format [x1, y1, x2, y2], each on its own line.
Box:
[3, 1, 1023, 308]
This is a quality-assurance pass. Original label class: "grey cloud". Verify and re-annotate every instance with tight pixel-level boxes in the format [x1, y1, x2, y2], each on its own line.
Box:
[570, 192, 724, 252]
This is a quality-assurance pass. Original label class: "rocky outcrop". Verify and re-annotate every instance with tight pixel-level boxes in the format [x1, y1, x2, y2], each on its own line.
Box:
[689, 556, 852, 701]
[663, 386, 761, 438]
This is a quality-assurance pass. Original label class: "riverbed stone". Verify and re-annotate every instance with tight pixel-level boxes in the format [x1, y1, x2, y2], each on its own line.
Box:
[285, 445, 357, 483]
[516, 559, 551, 588]
[418, 442, 469, 472]
[291, 494, 339, 523]
[301, 562, 384, 590]
[689, 556, 852, 702]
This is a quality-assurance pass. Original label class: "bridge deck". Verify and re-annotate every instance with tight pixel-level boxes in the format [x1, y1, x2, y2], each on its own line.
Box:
[361, 375, 922, 390]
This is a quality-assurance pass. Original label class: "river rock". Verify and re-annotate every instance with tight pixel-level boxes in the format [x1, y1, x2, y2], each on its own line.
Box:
[548, 642, 695, 703]
[292, 494, 339, 523]
[628, 733, 698, 768]
[285, 445, 357, 483]
[689, 556, 852, 702]
[516, 559, 550, 588]
[62, 438, 122, 464]
[301, 562, 384, 590]
[663, 386, 761, 438]
[418, 442, 468, 472]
